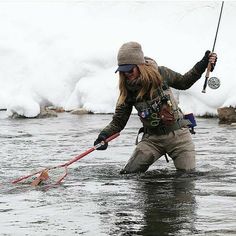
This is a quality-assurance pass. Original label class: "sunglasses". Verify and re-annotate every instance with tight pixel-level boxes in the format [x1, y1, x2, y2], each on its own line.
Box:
[123, 67, 135, 75]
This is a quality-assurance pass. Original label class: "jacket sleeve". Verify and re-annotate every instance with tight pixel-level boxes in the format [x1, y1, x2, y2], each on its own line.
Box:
[158, 61, 207, 90]
[99, 102, 133, 137]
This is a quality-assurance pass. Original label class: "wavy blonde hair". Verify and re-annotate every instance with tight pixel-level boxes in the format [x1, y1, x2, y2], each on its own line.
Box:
[117, 62, 163, 105]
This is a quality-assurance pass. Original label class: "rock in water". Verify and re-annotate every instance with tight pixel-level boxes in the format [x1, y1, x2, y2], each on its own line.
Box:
[217, 106, 236, 124]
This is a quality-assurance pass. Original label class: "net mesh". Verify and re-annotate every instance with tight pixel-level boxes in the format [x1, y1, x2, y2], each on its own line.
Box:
[30, 167, 67, 187]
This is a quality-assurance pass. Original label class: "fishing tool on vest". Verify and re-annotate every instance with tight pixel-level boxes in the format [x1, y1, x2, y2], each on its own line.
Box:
[11, 133, 120, 188]
[158, 88, 176, 126]
[202, 1, 224, 93]
[140, 107, 151, 119]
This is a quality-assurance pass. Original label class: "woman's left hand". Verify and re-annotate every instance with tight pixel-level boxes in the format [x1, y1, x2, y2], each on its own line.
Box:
[209, 52, 217, 72]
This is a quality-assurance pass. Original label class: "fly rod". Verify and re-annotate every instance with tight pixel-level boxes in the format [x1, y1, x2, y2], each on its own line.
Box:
[202, 1, 224, 93]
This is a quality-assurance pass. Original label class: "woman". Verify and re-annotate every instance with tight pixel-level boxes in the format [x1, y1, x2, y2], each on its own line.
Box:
[94, 42, 217, 174]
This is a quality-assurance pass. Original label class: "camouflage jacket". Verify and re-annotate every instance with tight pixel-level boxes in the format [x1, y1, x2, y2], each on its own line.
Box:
[100, 60, 206, 138]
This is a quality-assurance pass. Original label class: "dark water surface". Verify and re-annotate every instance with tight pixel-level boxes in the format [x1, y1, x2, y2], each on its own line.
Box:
[0, 111, 235, 236]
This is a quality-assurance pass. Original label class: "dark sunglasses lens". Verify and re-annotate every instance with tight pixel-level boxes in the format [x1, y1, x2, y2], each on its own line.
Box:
[125, 68, 133, 74]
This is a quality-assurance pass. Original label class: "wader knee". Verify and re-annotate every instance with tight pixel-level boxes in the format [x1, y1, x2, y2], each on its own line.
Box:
[120, 145, 156, 174]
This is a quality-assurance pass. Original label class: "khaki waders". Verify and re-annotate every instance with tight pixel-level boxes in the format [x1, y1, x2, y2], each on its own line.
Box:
[121, 127, 195, 173]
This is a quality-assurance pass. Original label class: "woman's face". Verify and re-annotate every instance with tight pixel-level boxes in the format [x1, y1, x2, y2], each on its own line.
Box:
[123, 66, 140, 81]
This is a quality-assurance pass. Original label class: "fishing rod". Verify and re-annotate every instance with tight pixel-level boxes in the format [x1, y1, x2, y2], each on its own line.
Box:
[202, 1, 224, 93]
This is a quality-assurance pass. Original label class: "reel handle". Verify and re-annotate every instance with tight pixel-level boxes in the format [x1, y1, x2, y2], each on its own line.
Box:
[202, 63, 212, 93]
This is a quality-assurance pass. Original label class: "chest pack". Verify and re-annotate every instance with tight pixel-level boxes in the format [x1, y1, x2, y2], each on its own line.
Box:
[134, 84, 180, 128]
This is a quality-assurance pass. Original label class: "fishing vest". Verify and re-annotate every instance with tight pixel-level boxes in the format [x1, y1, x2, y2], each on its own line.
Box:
[134, 84, 184, 130]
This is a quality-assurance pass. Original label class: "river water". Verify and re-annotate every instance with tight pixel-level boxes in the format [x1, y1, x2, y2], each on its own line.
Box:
[0, 111, 235, 236]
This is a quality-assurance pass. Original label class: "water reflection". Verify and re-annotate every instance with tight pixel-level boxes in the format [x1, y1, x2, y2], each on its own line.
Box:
[139, 171, 197, 236]
[96, 170, 198, 236]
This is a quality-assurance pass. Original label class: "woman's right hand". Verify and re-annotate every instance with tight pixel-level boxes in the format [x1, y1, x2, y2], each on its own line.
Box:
[94, 134, 108, 150]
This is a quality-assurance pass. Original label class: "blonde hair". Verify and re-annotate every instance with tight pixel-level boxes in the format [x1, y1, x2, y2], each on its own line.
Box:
[117, 62, 163, 105]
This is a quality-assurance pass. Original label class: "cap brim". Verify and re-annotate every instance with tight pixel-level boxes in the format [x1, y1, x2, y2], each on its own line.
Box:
[115, 64, 136, 73]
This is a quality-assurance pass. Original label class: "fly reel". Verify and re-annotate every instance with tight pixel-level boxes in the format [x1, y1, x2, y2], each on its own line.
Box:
[208, 76, 220, 89]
